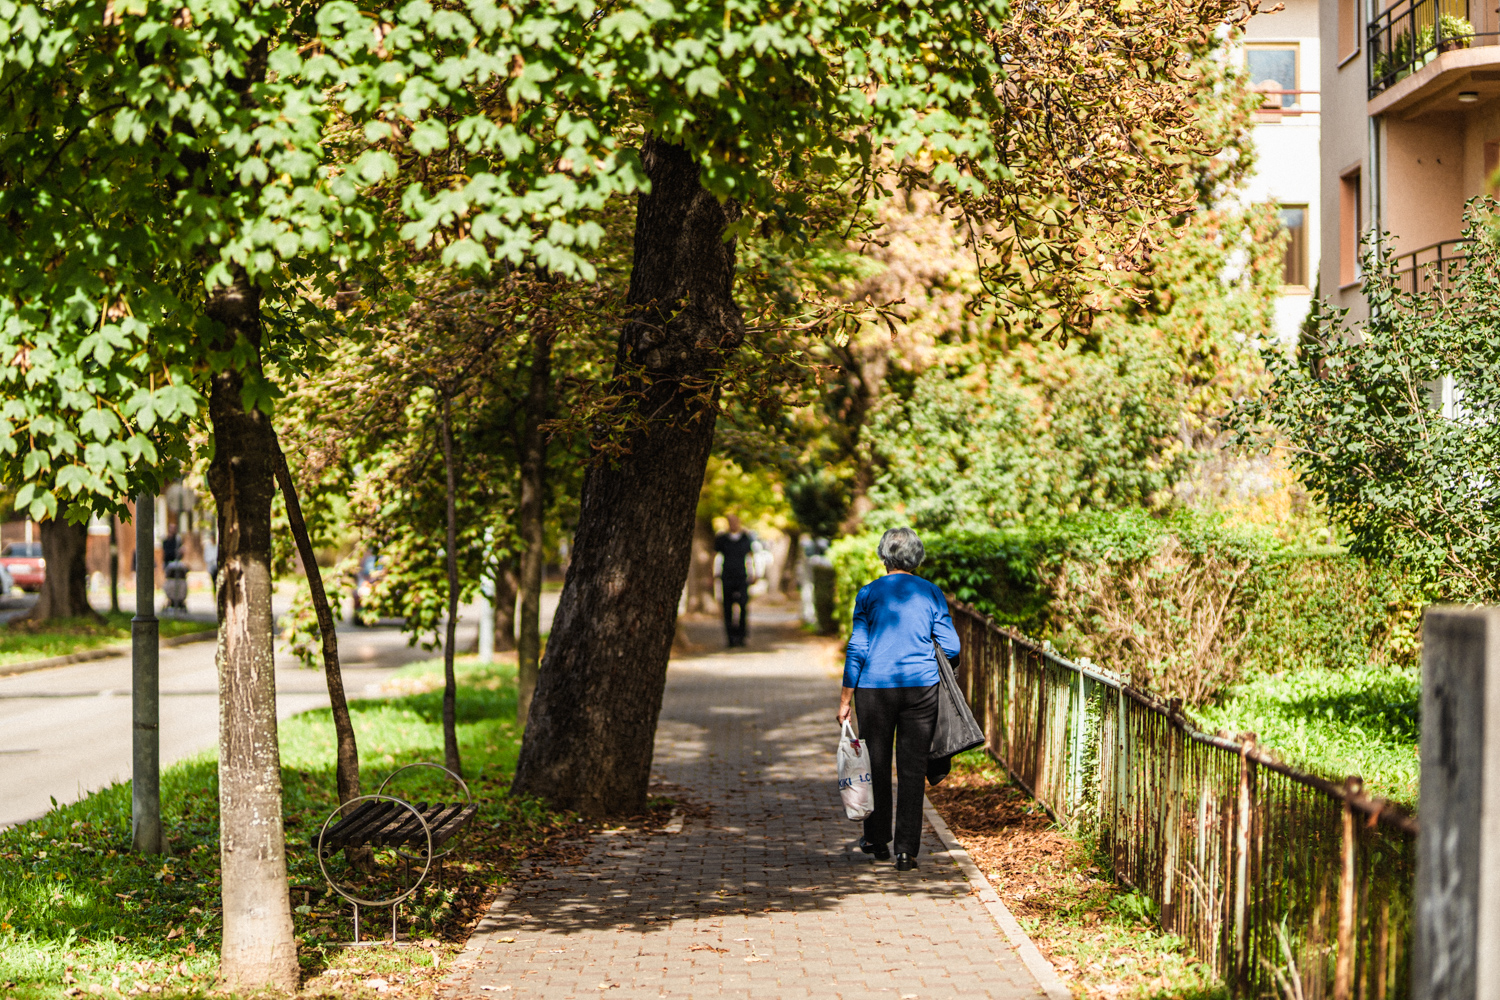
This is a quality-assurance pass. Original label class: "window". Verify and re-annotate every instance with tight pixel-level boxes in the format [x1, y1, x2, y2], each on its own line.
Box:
[1247, 45, 1299, 118]
[1278, 205, 1309, 288]
[1487, 141, 1500, 197]
[1339, 0, 1358, 60]
[1340, 169, 1363, 287]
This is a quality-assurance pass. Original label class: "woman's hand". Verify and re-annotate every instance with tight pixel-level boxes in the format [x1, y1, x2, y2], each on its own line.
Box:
[837, 687, 854, 725]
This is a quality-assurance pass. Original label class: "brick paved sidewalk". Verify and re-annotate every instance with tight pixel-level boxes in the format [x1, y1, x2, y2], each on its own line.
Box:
[445, 610, 1049, 999]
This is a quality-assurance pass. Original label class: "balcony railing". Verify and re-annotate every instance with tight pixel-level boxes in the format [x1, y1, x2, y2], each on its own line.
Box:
[1392, 238, 1469, 293]
[1250, 88, 1319, 120]
[1368, 0, 1495, 97]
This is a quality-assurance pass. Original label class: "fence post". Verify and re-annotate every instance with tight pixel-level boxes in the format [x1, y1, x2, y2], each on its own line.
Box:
[1162, 703, 1182, 932]
[1070, 669, 1085, 812]
[1413, 606, 1500, 1000]
[1335, 776, 1361, 1000]
[1000, 632, 1010, 764]
[1006, 635, 1016, 767]
[1116, 685, 1128, 875]
[1234, 734, 1256, 994]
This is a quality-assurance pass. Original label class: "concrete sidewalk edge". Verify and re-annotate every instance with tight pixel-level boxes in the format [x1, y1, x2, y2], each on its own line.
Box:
[441, 884, 518, 990]
[924, 798, 1072, 1000]
[0, 628, 218, 678]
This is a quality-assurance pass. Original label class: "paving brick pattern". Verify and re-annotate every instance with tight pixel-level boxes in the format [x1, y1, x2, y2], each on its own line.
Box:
[449, 612, 1046, 999]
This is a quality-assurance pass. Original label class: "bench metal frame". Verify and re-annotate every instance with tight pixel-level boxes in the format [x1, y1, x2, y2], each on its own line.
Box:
[312, 764, 477, 945]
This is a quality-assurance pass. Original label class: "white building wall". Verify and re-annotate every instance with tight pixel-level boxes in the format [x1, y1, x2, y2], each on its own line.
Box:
[1242, 0, 1322, 344]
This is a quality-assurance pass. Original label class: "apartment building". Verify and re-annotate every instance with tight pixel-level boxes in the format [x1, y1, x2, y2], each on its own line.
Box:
[1320, 0, 1490, 316]
[1244, 0, 1323, 342]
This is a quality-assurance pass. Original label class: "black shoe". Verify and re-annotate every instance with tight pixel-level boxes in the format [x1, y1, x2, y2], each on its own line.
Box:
[895, 853, 917, 871]
[859, 838, 891, 861]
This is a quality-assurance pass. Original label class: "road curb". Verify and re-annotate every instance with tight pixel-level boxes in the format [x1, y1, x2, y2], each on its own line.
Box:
[0, 628, 218, 677]
[924, 797, 1072, 1000]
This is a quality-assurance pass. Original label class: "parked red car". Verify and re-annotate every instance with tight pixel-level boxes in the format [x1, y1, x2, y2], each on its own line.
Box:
[0, 542, 44, 592]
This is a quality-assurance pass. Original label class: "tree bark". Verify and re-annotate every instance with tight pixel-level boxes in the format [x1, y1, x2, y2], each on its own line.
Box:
[511, 136, 743, 816]
[779, 529, 802, 598]
[273, 445, 361, 806]
[686, 515, 715, 612]
[28, 505, 100, 623]
[206, 274, 299, 992]
[109, 517, 121, 614]
[439, 395, 463, 777]
[493, 561, 518, 653]
[516, 320, 552, 724]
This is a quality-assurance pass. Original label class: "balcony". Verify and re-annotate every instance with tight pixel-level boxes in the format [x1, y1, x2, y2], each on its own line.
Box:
[1392, 238, 1468, 293]
[1250, 88, 1319, 122]
[1368, 0, 1500, 104]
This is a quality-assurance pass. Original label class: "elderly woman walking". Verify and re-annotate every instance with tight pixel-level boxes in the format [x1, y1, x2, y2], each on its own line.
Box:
[837, 527, 960, 871]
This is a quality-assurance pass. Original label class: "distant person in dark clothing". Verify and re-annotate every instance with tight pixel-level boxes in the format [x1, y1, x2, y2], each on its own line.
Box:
[715, 514, 755, 647]
[161, 523, 182, 566]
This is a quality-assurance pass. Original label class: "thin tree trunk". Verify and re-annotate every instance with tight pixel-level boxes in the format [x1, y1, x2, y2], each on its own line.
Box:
[109, 517, 121, 614]
[27, 505, 100, 623]
[272, 445, 360, 806]
[205, 274, 298, 991]
[687, 515, 715, 612]
[439, 395, 463, 777]
[493, 561, 518, 653]
[511, 137, 743, 816]
[517, 320, 552, 724]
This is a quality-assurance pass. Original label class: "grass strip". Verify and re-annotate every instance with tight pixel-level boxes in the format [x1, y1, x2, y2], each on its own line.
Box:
[1196, 663, 1420, 808]
[0, 613, 210, 669]
[0, 654, 577, 999]
[928, 751, 1225, 1000]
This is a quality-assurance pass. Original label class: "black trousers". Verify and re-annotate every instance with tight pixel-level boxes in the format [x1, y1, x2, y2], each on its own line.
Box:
[855, 683, 939, 856]
[722, 583, 749, 645]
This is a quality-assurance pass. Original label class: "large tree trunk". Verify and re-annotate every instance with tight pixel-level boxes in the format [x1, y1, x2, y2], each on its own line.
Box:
[516, 321, 552, 723]
[28, 506, 100, 622]
[439, 396, 463, 777]
[273, 447, 361, 806]
[493, 560, 518, 653]
[511, 137, 743, 816]
[206, 276, 299, 992]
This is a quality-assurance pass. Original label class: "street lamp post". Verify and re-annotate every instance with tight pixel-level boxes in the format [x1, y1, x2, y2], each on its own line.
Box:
[131, 492, 162, 854]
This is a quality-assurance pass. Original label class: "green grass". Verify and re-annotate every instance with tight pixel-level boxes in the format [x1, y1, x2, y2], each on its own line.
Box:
[1197, 663, 1420, 808]
[0, 612, 210, 667]
[0, 655, 569, 998]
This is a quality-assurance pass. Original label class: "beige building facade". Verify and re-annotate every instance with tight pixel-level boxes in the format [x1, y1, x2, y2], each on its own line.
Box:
[1321, 0, 1494, 315]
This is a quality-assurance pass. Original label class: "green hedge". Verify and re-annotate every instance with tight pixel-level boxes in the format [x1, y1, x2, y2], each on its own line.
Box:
[830, 511, 1427, 703]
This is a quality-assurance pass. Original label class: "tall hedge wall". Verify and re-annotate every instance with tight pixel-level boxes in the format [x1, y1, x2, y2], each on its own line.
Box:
[830, 511, 1427, 705]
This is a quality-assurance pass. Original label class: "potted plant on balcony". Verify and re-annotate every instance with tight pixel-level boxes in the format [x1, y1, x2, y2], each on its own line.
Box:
[1421, 13, 1475, 55]
[1372, 29, 1414, 86]
[1440, 12, 1475, 50]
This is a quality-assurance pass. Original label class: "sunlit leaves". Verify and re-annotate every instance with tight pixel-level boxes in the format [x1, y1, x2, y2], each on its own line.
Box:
[1238, 206, 1500, 601]
[0, 0, 1240, 524]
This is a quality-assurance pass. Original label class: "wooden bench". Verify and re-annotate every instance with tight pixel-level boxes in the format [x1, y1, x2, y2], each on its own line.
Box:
[313, 799, 478, 855]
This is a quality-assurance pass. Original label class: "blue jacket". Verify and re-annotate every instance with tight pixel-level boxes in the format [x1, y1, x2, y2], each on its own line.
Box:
[842, 573, 961, 689]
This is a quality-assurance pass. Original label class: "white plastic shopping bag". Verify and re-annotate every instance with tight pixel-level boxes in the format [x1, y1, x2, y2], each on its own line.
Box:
[838, 721, 874, 821]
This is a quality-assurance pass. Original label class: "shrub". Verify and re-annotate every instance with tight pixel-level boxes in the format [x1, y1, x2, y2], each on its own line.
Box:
[830, 512, 1427, 705]
[1237, 209, 1500, 603]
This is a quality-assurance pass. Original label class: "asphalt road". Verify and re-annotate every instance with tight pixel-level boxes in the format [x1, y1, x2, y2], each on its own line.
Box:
[0, 586, 559, 829]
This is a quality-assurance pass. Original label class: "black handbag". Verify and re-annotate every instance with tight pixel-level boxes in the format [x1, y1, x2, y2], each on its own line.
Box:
[927, 640, 985, 785]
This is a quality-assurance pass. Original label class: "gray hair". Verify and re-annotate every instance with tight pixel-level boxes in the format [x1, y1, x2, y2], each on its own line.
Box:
[877, 527, 925, 571]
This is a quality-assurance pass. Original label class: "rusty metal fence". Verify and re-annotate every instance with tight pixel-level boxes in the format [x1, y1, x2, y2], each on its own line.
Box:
[948, 601, 1417, 999]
